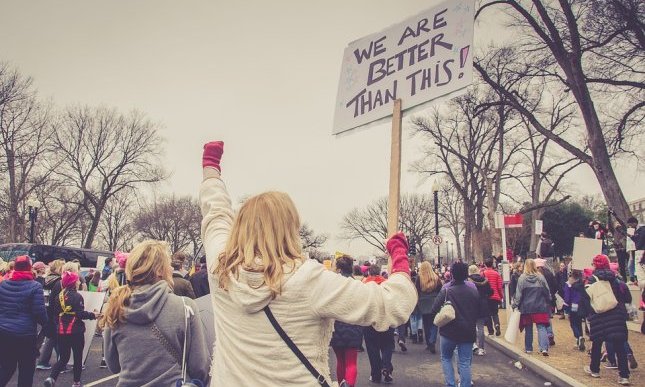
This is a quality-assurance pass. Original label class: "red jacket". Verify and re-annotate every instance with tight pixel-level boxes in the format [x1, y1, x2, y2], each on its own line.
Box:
[482, 268, 503, 301]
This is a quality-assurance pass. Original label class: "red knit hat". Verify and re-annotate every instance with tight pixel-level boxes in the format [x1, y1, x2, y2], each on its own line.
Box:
[592, 254, 610, 270]
[14, 255, 32, 272]
[61, 271, 80, 289]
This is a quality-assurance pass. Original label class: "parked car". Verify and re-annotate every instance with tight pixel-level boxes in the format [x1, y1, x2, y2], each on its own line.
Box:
[0, 243, 112, 268]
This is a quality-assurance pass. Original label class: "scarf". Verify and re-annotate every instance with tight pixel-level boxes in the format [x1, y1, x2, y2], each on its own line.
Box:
[10, 270, 34, 281]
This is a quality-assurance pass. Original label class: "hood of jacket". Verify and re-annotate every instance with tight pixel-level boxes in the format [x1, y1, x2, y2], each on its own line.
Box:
[593, 269, 616, 282]
[125, 281, 172, 325]
[521, 273, 541, 284]
[469, 274, 488, 286]
[44, 274, 60, 289]
[225, 261, 303, 314]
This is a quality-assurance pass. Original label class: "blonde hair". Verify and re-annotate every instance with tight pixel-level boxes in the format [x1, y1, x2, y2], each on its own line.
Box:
[523, 259, 538, 275]
[100, 240, 173, 329]
[62, 261, 80, 273]
[214, 191, 304, 298]
[49, 260, 65, 275]
[418, 261, 440, 292]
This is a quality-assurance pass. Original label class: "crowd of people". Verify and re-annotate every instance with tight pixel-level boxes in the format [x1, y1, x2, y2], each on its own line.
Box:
[0, 140, 643, 387]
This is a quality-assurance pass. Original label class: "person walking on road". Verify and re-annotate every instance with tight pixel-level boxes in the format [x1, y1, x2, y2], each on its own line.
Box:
[44, 271, 99, 387]
[536, 258, 557, 346]
[513, 258, 551, 356]
[582, 254, 632, 385]
[0, 256, 48, 387]
[189, 256, 210, 298]
[37, 259, 64, 370]
[428, 262, 479, 387]
[330, 255, 363, 387]
[416, 261, 442, 353]
[468, 265, 493, 356]
[171, 259, 196, 299]
[199, 141, 417, 387]
[563, 270, 586, 351]
[101, 240, 210, 386]
[482, 258, 503, 336]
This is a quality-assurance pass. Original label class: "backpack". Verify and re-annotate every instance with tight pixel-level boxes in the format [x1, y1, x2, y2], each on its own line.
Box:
[585, 275, 618, 313]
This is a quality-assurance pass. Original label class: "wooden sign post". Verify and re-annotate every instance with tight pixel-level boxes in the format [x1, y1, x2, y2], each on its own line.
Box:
[387, 99, 403, 238]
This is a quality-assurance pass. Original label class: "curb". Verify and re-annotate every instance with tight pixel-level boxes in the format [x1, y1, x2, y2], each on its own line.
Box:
[485, 336, 587, 387]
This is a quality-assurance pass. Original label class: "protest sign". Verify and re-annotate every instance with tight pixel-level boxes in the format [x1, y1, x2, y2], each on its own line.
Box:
[69, 291, 105, 365]
[571, 237, 602, 270]
[333, 0, 474, 134]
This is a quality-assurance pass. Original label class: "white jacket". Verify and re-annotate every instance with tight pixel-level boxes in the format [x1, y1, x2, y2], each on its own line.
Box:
[200, 171, 417, 387]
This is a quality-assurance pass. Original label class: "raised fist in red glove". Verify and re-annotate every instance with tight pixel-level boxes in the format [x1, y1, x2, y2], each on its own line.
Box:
[386, 232, 410, 275]
[203, 141, 224, 172]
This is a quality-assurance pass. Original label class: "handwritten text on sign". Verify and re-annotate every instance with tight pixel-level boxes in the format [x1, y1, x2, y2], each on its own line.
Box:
[333, 0, 474, 134]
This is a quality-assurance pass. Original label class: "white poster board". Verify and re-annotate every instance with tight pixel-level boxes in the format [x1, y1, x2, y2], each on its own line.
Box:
[194, 295, 215, 357]
[535, 220, 543, 235]
[68, 291, 105, 365]
[571, 237, 602, 270]
[333, 0, 474, 134]
[96, 255, 109, 272]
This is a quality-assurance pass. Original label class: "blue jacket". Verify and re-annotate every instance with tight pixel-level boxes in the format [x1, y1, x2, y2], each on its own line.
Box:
[0, 278, 48, 336]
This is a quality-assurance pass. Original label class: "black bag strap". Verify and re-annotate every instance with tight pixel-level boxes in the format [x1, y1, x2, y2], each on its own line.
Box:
[263, 306, 330, 387]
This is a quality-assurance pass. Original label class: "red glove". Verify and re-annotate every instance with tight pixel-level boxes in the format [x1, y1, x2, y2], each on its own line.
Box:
[386, 232, 410, 275]
[202, 141, 224, 172]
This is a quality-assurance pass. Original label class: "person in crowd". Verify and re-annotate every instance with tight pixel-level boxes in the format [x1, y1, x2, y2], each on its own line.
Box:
[587, 221, 608, 254]
[610, 220, 630, 281]
[44, 271, 99, 387]
[536, 232, 556, 268]
[33, 262, 47, 286]
[535, 258, 557, 346]
[109, 251, 129, 289]
[171, 259, 196, 299]
[101, 240, 209, 386]
[509, 262, 523, 301]
[468, 264, 493, 356]
[582, 254, 631, 385]
[0, 256, 48, 387]
[3, 261, 15, 280]
[416, 261, 442, 353]
[330, 255, 363, 387]
[101, 257, 114, 281]
[513, 258, 551, 356]
[482, 258, 503, 336]
[408, 270, 423, 345]
[88, 271, 101, 292]
[555, 262, 568, 319]
[189, 256, 210, 298]
[61, 261, 86, 291]
[0, 261, 7, 284]
[563, 270, 586, 351]
[427, 262, 479, 387]
[199, 141, 416, 386]
[361, 264, 397, 383]
[37, 259, 65, 370]
[171, 251, 191, 279]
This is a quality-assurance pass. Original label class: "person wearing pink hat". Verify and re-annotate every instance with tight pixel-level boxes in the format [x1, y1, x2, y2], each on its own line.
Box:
[44, 271, 99, 387]
[32, 262, 47, 287]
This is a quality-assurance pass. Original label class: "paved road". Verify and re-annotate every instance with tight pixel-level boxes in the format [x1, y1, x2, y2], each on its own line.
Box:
[18, 335, 550, 386]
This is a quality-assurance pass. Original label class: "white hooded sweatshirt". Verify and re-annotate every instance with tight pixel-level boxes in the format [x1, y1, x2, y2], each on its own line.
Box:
[200, 169, 417, 387]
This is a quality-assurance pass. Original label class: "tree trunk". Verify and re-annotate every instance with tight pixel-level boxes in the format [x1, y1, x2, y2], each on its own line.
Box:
[463, 201, 474, 263]
[83, 203, 105, 248]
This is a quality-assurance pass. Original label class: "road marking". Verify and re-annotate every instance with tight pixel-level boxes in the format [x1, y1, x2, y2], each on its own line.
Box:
[85, 373, 119, 386]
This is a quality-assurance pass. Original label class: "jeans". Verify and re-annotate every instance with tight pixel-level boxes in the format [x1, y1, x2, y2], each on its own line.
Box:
[486, 300, 500, 334]
[50, 334, 84, 382]
[440, 335, 473, 387]
[475, 318, 486, 349]
[627, 251, 636, 279]
[0, 330, 38, 387]
[364, 327, 394, 381]
[422, 314, 438, 346]
[590, 339, 629, 378]
[617, 250, 628, 281]
[524, 323, 549, 352]
[410, 311, 423, 332]
[569, 311, 582, 339]
[546, 322, 554, 338]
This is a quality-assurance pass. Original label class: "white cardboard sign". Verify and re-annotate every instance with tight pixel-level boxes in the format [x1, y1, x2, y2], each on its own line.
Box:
[571, 237, 602, 270]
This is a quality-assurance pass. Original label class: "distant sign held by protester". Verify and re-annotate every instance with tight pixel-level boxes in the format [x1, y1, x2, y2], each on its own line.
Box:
[333, 0, 474, 134]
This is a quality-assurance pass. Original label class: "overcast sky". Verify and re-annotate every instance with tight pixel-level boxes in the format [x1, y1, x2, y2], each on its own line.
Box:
[1, 0, 641, 257]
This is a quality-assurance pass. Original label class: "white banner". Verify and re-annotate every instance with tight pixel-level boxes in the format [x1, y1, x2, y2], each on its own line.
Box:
[333, 0, 474, 134]
[535, 220, 543, 235]
[571, 237, 602, 270]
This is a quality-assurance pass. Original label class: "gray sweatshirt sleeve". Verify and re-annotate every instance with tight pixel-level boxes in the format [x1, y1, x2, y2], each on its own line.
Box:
[186, 299, 210, 383]
[103, 327, 121, 374]
[513, 276, 524, 308]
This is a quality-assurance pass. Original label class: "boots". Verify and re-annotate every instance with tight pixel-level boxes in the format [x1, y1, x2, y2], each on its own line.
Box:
[417, 329, 424, 344]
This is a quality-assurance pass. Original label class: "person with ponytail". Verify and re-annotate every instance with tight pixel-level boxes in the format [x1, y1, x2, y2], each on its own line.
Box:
[0, 256, 47, 387]
[199, 141, 417, 386]
[100, 240, 209, 387]
[44, 271, 99, 387]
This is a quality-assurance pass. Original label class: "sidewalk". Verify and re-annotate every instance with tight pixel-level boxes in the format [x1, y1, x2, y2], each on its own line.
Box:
[487, 308, 644, 387]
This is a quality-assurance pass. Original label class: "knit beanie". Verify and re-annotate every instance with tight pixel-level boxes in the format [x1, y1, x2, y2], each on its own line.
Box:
[61, 271, 79, 289]
[592, 254, 610, 270]
[115, 251, 129, 269]
[14, 255, 32, 272]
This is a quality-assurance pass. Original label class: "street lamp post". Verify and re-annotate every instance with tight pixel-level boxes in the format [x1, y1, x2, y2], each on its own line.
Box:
[27, 197, 40, 244]
[432, 181, 440, 267]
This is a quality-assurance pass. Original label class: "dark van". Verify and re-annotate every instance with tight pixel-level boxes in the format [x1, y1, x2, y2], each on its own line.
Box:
[0, 243, 112, 268]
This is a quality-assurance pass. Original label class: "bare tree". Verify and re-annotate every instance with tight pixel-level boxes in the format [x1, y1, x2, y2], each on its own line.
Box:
[437, 181, 465, 260]
[98, 190, 137, 251]
[53, 106, 167, 248]
[476, 0, 644, 221]
[34, 180, 86, 246]
[299, 223, 328, 251]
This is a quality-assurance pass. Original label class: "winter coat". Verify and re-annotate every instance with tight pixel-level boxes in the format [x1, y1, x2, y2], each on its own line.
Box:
[631, 225, 645, 251]
[555, 269, 567, 296]
[416, 277, 442, 315]
[583, 269, 630, 343]
[482, 268, 503, 302]
[563, 280, 586, 315]
[103, 281, 210, 387]
[538, 238, 555, 258]
[541, 269, 558, 306]
[428, 281, 479, 344]
[468, 274, 493, 318]
[0, 276, 48, 336]
[189, 269, 210, 298]
[509, 271, 521, 301]
[330, 273, 364, 349]
[172, 272, 196, 299]
[200, 171, 417, 387]
[42, 274, 62, 337]
[513, 273, 550, 315]
[55, 288, 96, 336]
